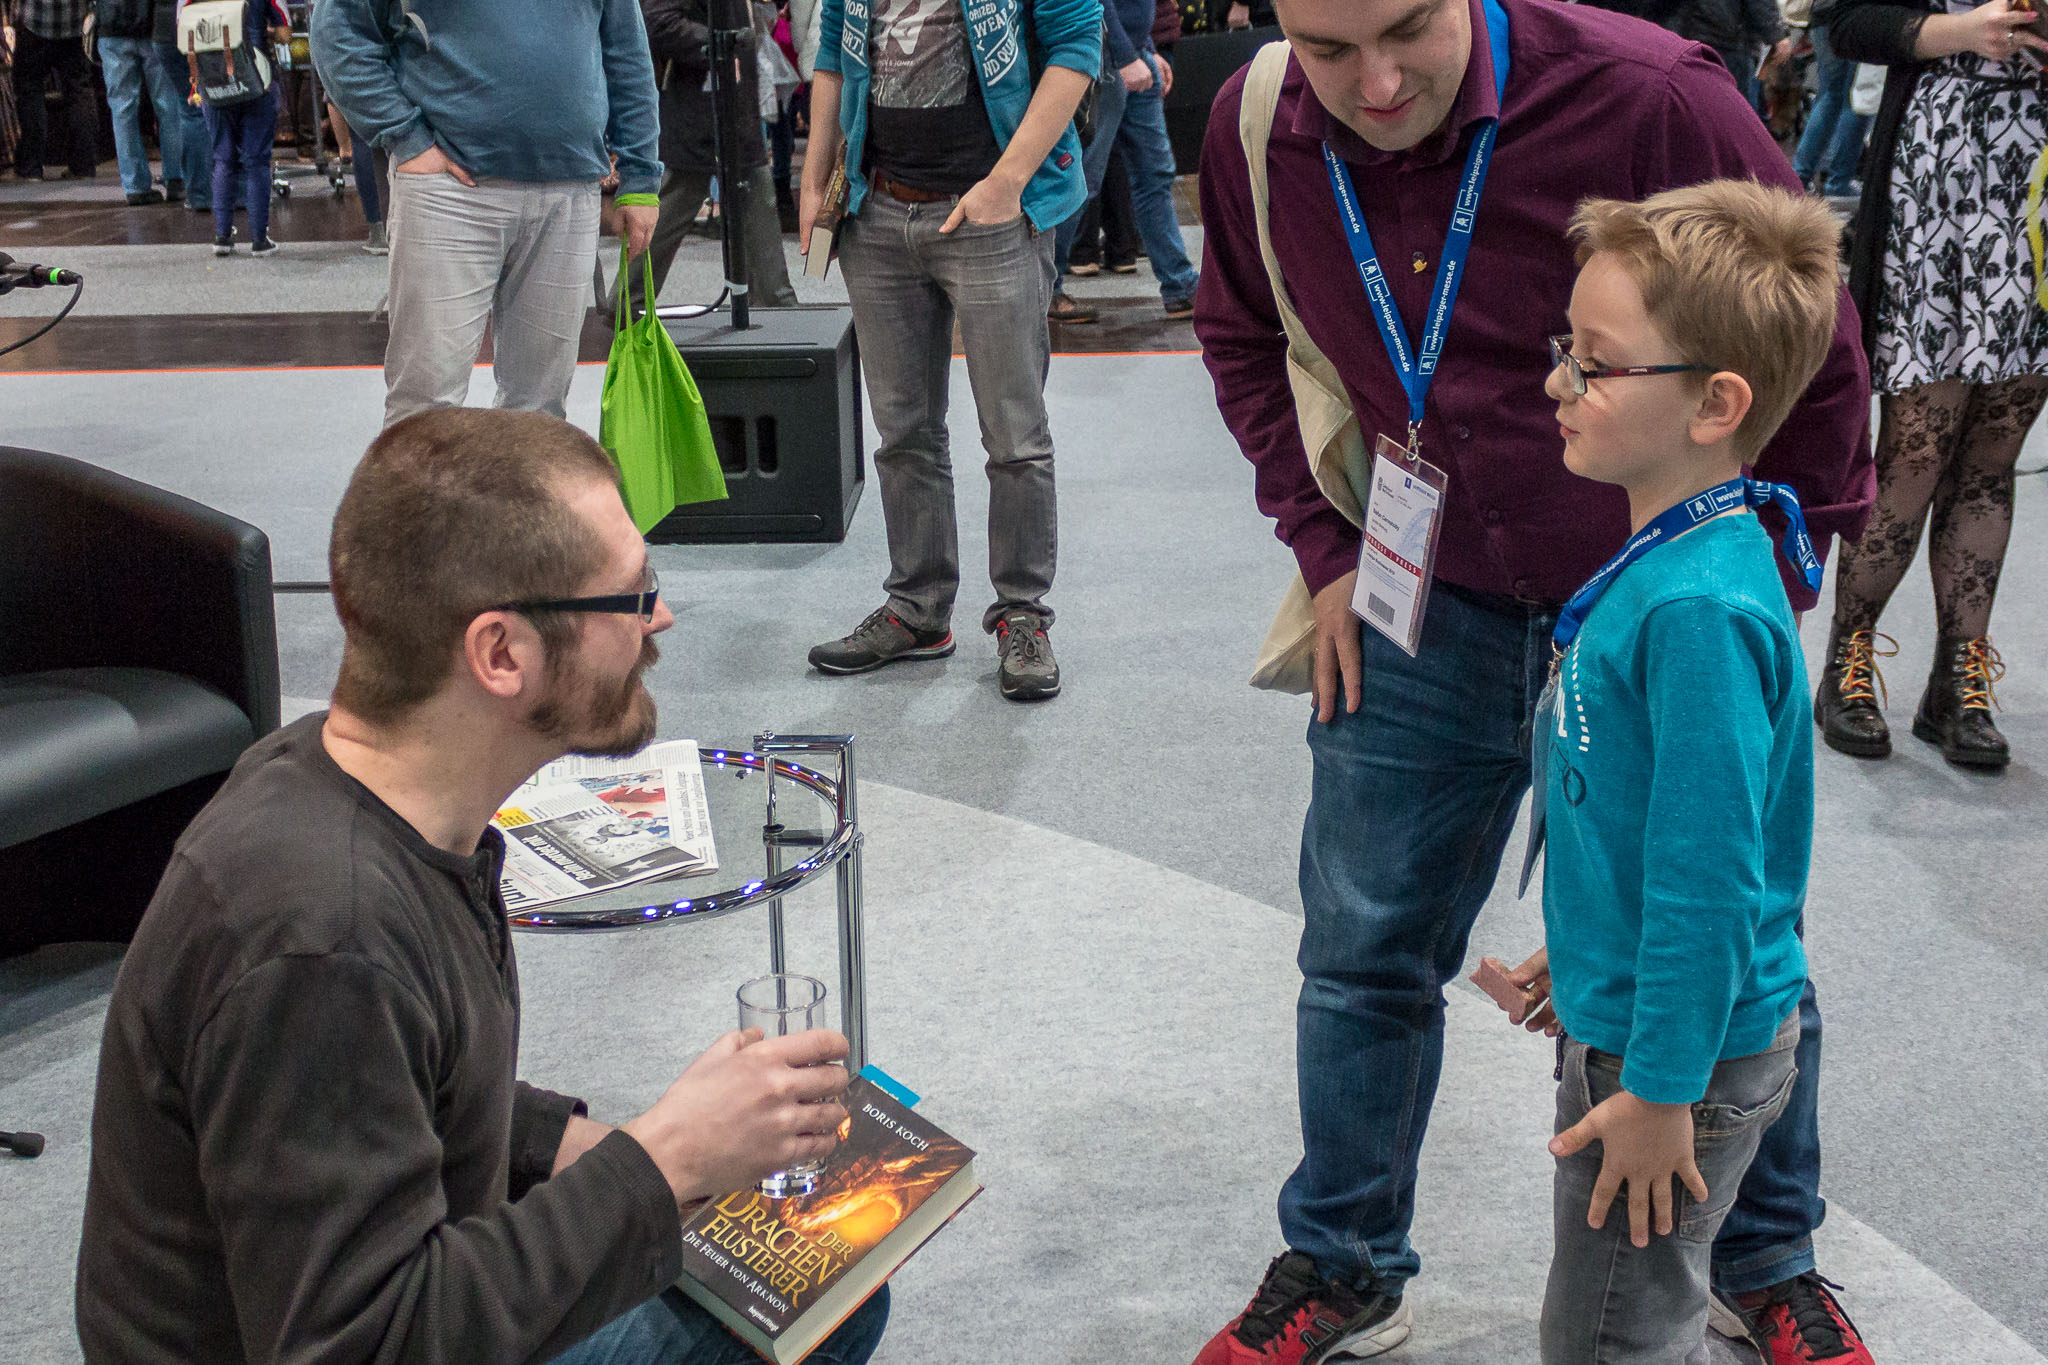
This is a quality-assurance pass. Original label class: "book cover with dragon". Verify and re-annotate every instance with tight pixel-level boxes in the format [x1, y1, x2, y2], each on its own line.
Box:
[674, 1076, 978, 1358]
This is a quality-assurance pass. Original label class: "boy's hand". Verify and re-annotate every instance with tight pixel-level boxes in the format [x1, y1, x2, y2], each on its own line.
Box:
[1550, 1090, 1708, 1248]
[1505, 947, 1559, 1036]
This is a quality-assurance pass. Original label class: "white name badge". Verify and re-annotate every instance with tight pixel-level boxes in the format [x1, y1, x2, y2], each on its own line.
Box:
[1352, 434, 1450, 657]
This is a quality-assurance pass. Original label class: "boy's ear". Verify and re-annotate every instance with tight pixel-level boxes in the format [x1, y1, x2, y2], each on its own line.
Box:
[1689, 371, 1752, 448]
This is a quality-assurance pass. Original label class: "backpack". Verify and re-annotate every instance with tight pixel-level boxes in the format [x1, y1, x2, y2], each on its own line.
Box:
[177, 0, 274, 107]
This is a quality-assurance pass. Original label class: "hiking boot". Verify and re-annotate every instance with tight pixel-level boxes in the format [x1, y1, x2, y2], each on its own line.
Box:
[1049, 291, 1098, 324]
[1190, 1252, 1412, 1364]
[1813, 623, 1895, 758]
[993, 610, 1060, 701]
[1165, 293, 1196, 319]
[1107, 258, 1139, 273]
[250, 235, 280, 256]
[1711, 1272, 1875, 1364]
[363, 222, 389, 255]
[1066, 259, 1102, 276]
[213, 232, 235, 256]
[808, 606, 955, 675]
[1912, 635, 2010, 768]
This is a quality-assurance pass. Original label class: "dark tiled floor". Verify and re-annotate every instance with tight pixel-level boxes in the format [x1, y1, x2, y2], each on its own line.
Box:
[0, 298, 1196, 372]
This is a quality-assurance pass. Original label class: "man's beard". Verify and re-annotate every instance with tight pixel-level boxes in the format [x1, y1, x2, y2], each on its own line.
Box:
[530, 636, 661, 758]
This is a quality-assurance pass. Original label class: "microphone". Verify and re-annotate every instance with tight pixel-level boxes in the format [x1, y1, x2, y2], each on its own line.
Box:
[1, 1128, 46, 1158]
[0, 251, 83, 290]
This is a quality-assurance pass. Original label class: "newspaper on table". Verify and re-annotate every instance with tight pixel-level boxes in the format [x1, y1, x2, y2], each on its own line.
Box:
[495, 740, 720, 912]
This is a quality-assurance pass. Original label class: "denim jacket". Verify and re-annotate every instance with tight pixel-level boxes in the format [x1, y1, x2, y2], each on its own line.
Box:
[814, 0, 1102, 230]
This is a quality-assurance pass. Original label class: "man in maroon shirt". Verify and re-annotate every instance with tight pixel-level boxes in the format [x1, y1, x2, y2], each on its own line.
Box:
[1190, 0, 1879, 1361]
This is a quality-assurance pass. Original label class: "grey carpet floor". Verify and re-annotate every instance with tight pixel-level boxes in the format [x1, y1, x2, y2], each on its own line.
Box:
[2, 355, 2044, 1361]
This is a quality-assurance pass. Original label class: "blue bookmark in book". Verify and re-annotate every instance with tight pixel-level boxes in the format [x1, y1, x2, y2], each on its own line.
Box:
[1517, 477, 1823, 897]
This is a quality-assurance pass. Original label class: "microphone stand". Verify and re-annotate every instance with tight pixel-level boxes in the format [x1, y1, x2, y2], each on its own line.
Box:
[708, 0, 755, 332]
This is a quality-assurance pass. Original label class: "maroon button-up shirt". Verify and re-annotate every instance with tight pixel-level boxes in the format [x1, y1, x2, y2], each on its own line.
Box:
[1193, 0, 1874, 610]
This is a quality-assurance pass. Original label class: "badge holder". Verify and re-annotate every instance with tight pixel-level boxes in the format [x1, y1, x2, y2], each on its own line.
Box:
[1351, 433, 1450, 657]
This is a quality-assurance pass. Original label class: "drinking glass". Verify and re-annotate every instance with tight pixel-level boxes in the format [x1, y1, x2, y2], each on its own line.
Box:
[736, 972, 831, 1196]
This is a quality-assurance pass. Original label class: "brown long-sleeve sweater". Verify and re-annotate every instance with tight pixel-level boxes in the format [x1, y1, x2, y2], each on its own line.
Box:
[76, 714, 683, 1365]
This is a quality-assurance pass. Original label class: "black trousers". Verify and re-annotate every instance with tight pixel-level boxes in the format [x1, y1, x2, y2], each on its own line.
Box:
[12, 26, 99, 177]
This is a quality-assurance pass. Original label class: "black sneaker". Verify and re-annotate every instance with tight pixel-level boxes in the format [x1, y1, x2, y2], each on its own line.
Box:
[213, 232, 235, 256]
[993, 610, 1060, 701]
[809, 606, 955, 675]
[1190, 1252, 1412, 1364]
[250, 235, 280, 256]
[126, 188, 165, 206]
[165, 178, 185, 202]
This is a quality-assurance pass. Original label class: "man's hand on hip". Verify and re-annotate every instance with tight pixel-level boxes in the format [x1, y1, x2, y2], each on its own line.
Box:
[620, 203, 659, 261]
[940, 169, 1024, 234]
[1312, 569, 1365, 724]
[621, 1028, 851, 1209]
[395, 144, 475, 186]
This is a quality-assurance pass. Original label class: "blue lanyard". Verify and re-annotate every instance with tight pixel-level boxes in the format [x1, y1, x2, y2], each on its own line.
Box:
[1322, 0, 1511, 441]
[1552, 477, 1825, 653]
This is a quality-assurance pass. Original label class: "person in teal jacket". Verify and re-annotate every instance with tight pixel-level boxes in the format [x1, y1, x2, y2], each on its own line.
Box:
[799, 0, 1101, 703]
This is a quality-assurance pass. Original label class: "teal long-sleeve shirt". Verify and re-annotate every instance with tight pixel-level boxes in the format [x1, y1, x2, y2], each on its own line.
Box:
[1541, 513, 1811, 1105]
[311, 0, 663, 197]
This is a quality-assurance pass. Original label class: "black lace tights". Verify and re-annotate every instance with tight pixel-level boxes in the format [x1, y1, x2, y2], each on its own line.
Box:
[1831, 376, 2048, 641]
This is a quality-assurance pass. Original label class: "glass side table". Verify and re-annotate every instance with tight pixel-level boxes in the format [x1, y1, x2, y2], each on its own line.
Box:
[505, 733, 869, 1072]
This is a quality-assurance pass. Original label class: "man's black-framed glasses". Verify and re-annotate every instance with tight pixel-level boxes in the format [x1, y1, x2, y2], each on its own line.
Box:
[1549, 334, 1710, 397]
[492, 567, 662, 624]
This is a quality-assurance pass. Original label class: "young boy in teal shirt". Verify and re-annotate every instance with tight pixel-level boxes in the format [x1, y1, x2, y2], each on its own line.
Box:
[1503, 181, 1845, 1363]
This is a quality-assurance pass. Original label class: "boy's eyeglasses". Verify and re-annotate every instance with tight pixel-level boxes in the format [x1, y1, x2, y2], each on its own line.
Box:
[1549, 334, 1710, 397]
[492, 568, 663, 624]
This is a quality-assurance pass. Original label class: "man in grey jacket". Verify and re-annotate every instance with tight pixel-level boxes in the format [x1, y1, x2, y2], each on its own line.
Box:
[313, 0, 666, 427]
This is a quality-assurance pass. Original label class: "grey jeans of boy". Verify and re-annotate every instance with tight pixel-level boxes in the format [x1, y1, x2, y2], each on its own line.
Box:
[383, 174, 601, 429]
[835, 189, 1058, 635]
[1542, 1010, 1801, 1364]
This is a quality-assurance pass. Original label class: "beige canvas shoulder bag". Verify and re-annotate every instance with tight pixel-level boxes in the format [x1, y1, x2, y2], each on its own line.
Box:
[1238, 41, 1373, 693]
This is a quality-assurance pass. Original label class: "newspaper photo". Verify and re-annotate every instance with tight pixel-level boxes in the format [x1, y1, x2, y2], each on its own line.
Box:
[497, 740, 721, 911]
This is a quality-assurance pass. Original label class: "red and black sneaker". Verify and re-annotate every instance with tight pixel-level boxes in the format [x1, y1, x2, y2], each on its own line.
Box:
[1190, 1252, 1412, 1364]
[1712, 1272, 1876, 1364]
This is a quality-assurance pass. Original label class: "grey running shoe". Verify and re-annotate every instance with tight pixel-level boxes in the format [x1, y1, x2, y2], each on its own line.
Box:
[809, 606, 955, 675]
[364, 222, 389, 255]
[994, 610, 1060, 701]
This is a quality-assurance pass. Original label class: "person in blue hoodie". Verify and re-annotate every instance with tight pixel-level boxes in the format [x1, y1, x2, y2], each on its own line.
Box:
[799, 0, 1101, 703]
[312, 0, 664, 428]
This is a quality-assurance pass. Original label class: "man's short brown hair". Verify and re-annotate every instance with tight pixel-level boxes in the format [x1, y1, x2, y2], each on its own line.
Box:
[329, 408, 623, 725]
[1568, 180, 1842, 460]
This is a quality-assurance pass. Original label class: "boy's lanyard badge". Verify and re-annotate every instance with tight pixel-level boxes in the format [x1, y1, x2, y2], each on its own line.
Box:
[1516, 477, 1825, 896]
[1328, 0, 1510, 657]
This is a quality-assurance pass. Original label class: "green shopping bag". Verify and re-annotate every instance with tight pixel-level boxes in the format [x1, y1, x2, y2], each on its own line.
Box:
[599, 244, 727, 533]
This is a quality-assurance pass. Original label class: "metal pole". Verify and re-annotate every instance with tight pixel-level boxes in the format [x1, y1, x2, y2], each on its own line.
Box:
[759, 735, 787, 975]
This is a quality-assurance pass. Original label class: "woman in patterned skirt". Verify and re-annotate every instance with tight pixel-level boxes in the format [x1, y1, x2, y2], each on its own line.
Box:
[1819, 0, 2048, 768]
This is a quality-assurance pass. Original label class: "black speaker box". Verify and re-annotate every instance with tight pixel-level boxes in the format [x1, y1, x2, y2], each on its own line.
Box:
[647, 305, 865, 543]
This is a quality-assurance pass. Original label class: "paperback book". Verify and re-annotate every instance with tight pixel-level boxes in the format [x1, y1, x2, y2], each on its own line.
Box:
[673, 1073, 980, 1364]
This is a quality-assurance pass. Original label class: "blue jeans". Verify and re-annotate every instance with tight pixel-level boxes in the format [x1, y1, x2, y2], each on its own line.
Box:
[156, 42, 216, 205]
[204, 89, 279, 241]
[1053, 56, 1199, 305]
[1712, 976, 1826, 1294]
[545, 1285, 888, 1365]
[1793, 26, 1872, 190]
[99, 37, 185, 195]
[1280, 582, 1827, 1296]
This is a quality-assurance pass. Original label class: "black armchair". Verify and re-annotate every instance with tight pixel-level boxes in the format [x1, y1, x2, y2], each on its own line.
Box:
[0, 447, 280, 956]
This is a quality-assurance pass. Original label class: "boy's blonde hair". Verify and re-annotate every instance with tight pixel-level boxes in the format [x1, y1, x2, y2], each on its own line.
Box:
[1567, 180, 1841, 460]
